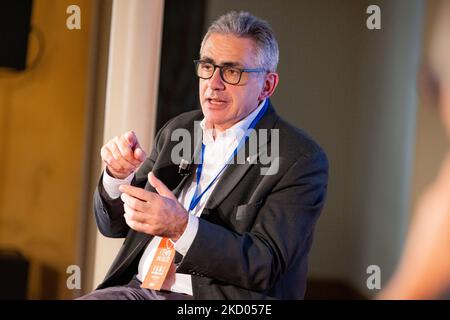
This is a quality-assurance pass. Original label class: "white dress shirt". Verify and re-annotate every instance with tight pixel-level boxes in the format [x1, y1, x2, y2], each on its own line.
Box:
[102, 99, 266, 295]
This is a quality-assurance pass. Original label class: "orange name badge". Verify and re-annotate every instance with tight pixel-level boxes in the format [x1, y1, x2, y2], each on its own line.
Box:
[141, 237, 176, 291]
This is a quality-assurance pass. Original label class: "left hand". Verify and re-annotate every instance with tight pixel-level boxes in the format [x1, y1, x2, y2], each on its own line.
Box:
[119, 172, 189, 241]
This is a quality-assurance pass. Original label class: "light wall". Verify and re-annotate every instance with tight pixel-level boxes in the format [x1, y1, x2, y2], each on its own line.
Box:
[88, 0, 165, 292]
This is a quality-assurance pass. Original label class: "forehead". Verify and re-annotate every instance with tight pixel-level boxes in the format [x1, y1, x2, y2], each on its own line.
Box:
[200, 33, 258, 66]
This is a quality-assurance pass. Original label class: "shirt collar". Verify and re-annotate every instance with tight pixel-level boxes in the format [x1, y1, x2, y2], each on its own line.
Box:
[200, 98, 267, 145]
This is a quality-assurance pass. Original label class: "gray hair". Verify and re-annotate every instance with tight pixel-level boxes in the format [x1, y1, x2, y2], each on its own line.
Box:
[200, 11, 279, 72]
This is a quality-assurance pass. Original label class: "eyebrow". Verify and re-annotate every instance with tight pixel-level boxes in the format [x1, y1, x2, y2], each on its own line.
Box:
[200, 56, 243, 68]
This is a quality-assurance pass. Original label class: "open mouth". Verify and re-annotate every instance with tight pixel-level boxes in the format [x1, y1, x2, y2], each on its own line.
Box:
[206, 98, 228, 106]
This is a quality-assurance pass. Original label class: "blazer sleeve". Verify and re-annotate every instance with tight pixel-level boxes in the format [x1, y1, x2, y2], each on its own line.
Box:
[177, 149, 328, 292]
[92, 127, 165, 238]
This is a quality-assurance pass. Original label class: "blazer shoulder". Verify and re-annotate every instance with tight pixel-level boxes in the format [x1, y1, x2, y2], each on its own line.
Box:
[275, 116, 328, 162]
[163, 109, 203, 131]
[155, 109, 203, 142]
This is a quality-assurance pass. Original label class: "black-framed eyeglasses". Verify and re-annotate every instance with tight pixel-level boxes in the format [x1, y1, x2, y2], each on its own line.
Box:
[193, 60, 266, 85]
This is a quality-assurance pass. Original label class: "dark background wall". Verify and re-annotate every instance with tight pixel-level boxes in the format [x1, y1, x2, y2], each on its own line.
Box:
[156, 0, 206, 132]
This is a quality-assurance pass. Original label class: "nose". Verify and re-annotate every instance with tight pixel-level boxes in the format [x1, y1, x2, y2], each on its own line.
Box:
[208, 67, 225, 90]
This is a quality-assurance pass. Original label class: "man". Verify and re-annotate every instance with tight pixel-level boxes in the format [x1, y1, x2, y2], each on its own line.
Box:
[81, 11, 328, 300]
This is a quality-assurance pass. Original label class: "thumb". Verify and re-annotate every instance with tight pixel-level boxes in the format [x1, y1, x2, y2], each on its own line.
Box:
[134, 147, 147, 163]
[148, 172, 177, 200]
[125, 131, 146, 162]
[124, 131, 137, 148]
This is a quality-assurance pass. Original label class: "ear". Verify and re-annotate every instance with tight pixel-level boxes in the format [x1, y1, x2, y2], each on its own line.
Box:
[258, 72, 279, 101]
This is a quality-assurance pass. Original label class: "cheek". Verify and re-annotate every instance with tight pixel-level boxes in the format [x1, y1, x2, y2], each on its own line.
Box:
[242, 82, 262, 103]
[199, 80, 206, 95]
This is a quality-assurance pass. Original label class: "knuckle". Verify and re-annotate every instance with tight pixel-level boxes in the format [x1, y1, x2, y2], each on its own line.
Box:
[108, 140, 117, 151]
[101, 147, 111, 159]
[119, 134, 129, 145]
[130, 198, 139, 209]
[155, 197, 164, 207]
[105, 155, 114, 164]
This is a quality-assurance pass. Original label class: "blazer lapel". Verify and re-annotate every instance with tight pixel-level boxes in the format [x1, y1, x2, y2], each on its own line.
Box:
[172, 121, 203, 196]
[139, 113, 203, 196]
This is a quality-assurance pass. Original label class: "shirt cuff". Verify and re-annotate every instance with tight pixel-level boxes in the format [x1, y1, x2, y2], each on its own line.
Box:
[102, 169, 135, 199]
[173, 214, 199, 256]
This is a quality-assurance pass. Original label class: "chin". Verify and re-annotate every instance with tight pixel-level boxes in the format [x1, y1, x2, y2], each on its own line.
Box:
[204, 112, 232, 129]
[204, 106, 228, 119]
[209, 114, 229, 126]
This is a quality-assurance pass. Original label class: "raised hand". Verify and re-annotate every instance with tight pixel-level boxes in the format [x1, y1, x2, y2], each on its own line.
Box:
[100, 131, 147, 179]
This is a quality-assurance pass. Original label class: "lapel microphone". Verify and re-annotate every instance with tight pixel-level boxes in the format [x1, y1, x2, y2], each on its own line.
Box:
[178, 158, 192, 176]
[178, 125, 202, 177]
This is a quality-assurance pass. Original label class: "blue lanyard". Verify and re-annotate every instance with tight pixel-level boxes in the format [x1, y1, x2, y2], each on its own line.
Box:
[188, 100, 268, 212]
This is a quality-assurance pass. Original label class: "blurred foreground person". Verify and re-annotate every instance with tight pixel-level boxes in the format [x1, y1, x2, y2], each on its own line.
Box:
[379, 0, 450, 300]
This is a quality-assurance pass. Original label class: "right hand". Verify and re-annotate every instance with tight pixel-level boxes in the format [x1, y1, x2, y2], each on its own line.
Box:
[100, 131, 147, 179]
